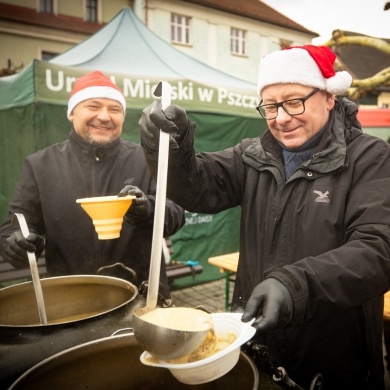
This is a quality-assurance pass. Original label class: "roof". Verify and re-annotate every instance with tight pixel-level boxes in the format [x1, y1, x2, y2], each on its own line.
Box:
[0, 2, 103, 35]
[335, 32, 390, 80]
[0, 1, 317, 37]
[181, 0, 318, 36]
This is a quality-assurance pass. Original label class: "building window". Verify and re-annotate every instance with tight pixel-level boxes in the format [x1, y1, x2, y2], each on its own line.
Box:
[39, 0, 53, 14]
[171, 13, 191, 45]
[41, 51, 58, 61]
[231, 28, 246, 56]
[86, 0, 98, 23]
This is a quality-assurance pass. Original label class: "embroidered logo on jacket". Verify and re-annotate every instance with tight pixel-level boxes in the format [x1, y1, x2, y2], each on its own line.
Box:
[313, 190, 330, 203]
[124, 177, 135, 185]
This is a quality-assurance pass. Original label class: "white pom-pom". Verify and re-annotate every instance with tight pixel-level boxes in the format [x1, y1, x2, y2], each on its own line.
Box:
[326, 71, 353, 95]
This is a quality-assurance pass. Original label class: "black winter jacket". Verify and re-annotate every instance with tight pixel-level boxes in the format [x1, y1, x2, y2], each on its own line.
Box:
[0, 130, 185, 297]
[142, 99, 390, 389]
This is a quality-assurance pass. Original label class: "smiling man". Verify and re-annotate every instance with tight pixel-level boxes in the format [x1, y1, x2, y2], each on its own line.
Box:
[0, 71, 185, 298]
[138, 45, 390, 389]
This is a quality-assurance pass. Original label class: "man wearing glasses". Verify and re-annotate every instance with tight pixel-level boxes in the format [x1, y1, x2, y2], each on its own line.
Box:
[139, 45, 390, 389]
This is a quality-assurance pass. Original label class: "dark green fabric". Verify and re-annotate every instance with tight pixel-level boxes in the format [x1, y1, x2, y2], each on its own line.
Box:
[1, 104, 38, 215]
[169, 207, 241, 288]
[0, 65, 35, 109]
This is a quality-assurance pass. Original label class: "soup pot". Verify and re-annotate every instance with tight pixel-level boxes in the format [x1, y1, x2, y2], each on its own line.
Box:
[9, 334, 282, 390]
[0, 271, 146, 389]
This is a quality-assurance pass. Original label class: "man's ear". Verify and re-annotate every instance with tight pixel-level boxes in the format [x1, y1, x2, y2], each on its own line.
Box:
[326, 92, 336, 110]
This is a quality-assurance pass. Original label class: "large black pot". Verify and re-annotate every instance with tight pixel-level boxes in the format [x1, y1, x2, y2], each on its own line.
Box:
[9, 334, 281, 390]
[0, 273, 145, 389]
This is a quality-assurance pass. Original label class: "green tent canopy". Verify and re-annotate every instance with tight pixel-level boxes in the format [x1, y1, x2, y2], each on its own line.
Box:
[0, 7, 267, 285]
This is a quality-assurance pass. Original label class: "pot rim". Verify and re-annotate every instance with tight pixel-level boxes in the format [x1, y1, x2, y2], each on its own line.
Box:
[9, 333, 260, 390]
[0, 275, 140, 328]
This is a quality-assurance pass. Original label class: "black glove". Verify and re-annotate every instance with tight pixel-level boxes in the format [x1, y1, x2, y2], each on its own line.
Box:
[0, 230, 44, 269]
[139, 100, 192, 150]
[241, 278, 293, 332]
[118, 185, 152, 224]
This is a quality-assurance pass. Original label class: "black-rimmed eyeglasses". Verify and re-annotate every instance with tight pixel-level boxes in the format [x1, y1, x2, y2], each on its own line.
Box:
[256, 88, 319, 120]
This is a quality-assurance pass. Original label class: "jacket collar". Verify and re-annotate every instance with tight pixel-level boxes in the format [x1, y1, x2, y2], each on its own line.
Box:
[69, 129, 121, 161]
[243, 98, 361, 175]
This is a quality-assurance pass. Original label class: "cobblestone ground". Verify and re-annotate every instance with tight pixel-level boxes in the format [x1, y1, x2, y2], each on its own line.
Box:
[170, 278, 233, 313]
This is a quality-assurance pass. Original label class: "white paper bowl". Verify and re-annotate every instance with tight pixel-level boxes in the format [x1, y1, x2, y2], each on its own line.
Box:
[140, 312, 256, 385]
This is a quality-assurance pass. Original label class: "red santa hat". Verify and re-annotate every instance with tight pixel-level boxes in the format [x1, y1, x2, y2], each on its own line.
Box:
[67, 71, 126, 118]
[257, 45, 352, 96]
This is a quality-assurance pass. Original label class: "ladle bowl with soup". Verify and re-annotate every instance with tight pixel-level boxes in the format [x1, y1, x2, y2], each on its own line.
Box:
[132, 306, 214, 360]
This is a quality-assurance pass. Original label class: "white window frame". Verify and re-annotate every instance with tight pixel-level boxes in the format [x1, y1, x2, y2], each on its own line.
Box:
[171, 13, 191, 45]
[230, 27, 246, 56]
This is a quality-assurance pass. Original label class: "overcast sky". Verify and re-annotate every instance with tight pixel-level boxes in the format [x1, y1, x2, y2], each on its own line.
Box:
[261, 0, 390, 44]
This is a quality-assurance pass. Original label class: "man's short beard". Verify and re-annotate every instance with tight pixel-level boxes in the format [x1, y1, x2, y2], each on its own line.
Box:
[86, 132, 114, 146]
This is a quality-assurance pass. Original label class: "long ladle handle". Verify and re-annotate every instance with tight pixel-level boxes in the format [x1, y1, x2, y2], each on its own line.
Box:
[13, 213, 48, 324]
[145, 81, 172, 311]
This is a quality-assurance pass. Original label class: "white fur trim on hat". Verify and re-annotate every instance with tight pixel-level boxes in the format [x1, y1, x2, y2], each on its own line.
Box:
[67, 86, 126, 118]
[258, 47, 352, 96]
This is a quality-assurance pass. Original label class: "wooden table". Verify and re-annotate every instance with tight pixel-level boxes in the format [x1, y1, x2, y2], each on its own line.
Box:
[208, 252, 239, 310]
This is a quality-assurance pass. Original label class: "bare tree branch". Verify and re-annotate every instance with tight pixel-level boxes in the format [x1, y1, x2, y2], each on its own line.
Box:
[324, 30, 390, 54]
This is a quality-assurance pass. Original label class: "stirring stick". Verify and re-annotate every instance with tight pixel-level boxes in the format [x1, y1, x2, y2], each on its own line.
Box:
[13, 213, 48, 324]
[145, 81, 172, 311]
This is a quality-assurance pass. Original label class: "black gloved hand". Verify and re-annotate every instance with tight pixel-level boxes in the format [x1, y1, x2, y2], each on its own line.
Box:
[0, 230, 44, 269]
[241, 278, 293, 332]
[139, 100, 192, 150]
[118, 185, 152, 224]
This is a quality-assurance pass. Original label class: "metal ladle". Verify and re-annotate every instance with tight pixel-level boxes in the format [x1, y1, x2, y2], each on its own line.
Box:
[133, 81, 213, 360]
[13, 213, 47, 325]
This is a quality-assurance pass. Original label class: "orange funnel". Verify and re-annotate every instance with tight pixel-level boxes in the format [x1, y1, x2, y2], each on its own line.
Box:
[76, 195, 135, 240]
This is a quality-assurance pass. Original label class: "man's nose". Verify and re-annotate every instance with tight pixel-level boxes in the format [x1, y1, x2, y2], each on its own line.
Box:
[97, 107, 111, 120]
[275, 106, 292, 123]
